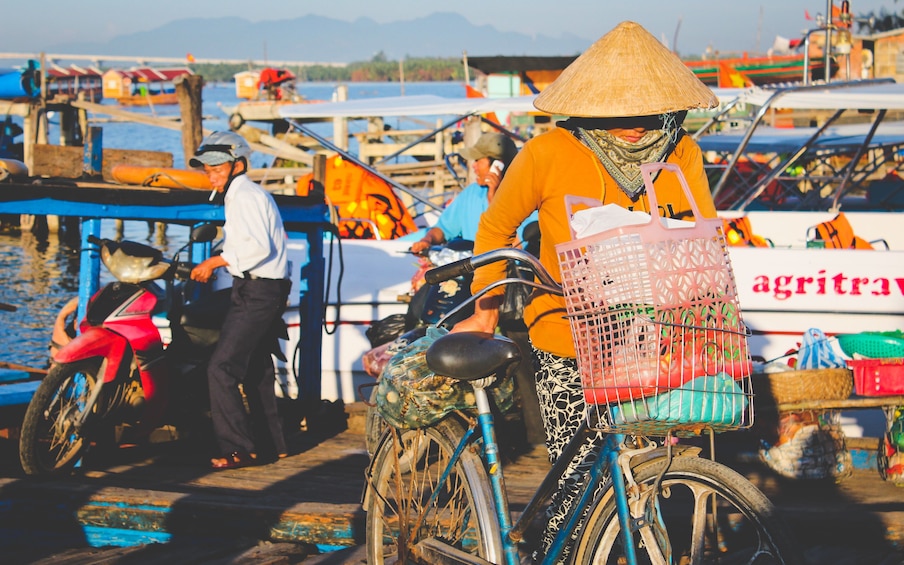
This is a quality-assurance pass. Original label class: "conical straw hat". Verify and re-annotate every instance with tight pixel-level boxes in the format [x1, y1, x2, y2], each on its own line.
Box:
[534, 21, 718, 117]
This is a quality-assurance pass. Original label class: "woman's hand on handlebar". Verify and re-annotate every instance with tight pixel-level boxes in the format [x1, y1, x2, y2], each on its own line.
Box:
[450, 294, 501, 335]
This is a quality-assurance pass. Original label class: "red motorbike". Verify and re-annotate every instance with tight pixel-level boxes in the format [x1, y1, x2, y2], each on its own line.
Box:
[19, 224, 227, 476]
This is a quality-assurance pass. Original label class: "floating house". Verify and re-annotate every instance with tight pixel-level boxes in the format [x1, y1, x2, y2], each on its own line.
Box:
[101, 67, 193, 106]
[45, 64, 103, 100]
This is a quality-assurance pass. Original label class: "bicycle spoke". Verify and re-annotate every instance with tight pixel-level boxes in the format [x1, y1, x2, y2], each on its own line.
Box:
[366, 419, 501, 564]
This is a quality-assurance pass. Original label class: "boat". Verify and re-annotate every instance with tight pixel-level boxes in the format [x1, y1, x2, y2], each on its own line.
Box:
[221, 68, 325, 131]
[695, 79, 904, 211]
[464, 54, 827, 96]
[684, 54, 827, 87]
[101, 67, 193, 106]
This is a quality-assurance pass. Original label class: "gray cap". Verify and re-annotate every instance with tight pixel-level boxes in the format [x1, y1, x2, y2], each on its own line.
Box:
[189, 131, 253, 168]
[189, 151, 233, 167]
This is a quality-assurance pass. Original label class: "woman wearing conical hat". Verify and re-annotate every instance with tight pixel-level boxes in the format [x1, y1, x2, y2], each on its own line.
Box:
[451, 21, 720, 563]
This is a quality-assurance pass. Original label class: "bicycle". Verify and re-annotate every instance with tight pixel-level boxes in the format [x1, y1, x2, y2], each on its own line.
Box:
[364, 245, 801, 565]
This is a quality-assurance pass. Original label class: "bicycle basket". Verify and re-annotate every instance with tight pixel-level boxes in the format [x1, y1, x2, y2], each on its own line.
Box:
[556, 163, 754, 436]
[375, 326, 513, 429]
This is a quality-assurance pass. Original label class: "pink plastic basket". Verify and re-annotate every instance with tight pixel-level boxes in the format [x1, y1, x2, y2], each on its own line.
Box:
[850, 358, 904, 396]
[556, 163, 754, 435]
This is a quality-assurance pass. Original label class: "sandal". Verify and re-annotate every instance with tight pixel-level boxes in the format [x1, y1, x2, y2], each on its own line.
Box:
[210, 451, 257, 470]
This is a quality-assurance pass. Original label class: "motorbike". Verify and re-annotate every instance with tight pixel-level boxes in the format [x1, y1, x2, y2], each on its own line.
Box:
[19, 224, 234, 476]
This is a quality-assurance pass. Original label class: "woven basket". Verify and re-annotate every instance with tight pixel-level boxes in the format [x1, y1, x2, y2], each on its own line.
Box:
[752, 368, 853, 405]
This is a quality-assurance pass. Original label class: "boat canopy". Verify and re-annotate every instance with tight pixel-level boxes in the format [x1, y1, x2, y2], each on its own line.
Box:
[697, 121, 904, 154]
[695, 80, 904, 211]
[279, 89, 741, 121]
[734, 81, 904, 111]
[278, 94, 541, 120]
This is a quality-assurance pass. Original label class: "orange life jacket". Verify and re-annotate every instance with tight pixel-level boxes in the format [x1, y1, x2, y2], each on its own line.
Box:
[722, 217, 770, 247]
[810, 212, 873, 249]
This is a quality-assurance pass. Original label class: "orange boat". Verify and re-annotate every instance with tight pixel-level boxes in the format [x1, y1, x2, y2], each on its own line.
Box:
[110, 165, 210, 190]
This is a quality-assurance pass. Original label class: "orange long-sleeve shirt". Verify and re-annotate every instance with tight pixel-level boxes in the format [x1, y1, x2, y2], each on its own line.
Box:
[472, 126, 716, 357]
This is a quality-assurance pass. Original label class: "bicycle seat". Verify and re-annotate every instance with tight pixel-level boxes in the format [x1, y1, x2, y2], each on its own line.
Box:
[425, 332, 521, 381]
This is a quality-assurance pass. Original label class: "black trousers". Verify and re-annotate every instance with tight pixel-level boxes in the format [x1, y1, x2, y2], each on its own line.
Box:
[208, 277, 290, 457]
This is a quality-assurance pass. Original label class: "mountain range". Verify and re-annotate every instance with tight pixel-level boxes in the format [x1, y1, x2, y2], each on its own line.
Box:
[48, 13, 592, 64]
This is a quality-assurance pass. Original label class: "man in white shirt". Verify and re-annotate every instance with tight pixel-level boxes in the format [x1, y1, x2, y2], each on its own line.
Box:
[189, 132, 290, 469]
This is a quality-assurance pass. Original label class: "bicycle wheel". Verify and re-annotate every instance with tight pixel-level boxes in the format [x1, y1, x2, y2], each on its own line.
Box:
[19, 359, 102, 476]
[365, 416, 503, 564]
[573, 455, 802, 564]
[365, 386, 385, 457]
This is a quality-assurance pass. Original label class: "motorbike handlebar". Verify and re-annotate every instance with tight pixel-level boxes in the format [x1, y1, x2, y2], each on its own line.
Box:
[87, 235, 104, 246]
[173, 262, 195, 281]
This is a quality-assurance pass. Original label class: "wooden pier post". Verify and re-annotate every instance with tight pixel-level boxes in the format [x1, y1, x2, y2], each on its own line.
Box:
[332, 84, 348, 152]
[84, 126, 103, 177]
[176, 74, 204, 166]
[311, 153, 327, 202]
[463, 116, 482, 186]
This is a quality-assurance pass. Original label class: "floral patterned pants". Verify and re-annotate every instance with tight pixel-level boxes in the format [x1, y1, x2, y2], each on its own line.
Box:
[531, 348, 607, 564]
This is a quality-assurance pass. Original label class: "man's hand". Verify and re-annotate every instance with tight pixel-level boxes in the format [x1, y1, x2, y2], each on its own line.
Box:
[409, 239, 431, 255]
[191, 255, 227, 283]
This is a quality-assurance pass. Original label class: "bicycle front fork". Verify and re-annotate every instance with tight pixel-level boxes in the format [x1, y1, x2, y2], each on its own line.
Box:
[472, 384, 521, 565]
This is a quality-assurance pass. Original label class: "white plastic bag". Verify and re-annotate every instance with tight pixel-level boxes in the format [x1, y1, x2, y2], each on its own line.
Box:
[796, 328, 847, 369]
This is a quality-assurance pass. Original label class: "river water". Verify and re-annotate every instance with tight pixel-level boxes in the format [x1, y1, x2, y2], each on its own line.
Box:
[0, 81, 465, 370]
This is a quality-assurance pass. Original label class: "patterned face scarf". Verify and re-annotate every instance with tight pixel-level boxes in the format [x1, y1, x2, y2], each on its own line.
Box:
[577, 127, 671, 199]
[566, 113, 684, 199]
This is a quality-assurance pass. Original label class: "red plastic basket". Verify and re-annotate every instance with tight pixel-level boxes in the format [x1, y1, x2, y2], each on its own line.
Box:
[849, 358, 904, 396]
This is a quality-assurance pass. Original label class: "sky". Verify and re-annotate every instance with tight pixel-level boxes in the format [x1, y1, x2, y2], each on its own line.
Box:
[2, 0, 901, 58]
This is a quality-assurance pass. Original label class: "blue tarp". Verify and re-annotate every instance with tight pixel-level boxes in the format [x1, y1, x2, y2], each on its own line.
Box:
[0, 60, 38, 100]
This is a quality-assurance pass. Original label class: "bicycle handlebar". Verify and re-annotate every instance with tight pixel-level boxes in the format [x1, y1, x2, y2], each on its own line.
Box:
[426, 247, 560, 291]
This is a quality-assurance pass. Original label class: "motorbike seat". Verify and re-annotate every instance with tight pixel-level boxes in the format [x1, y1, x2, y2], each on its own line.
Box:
[425, 332, 521, 382]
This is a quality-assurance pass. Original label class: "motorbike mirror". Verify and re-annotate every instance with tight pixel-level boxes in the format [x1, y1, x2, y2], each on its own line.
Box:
[190, 223, 219, 243]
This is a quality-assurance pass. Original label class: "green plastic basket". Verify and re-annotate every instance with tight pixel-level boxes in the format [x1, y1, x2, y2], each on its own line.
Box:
[836, 332, 904, 359]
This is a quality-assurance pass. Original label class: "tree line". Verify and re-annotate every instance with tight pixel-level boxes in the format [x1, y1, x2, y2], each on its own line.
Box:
[190, 53, 466, 83]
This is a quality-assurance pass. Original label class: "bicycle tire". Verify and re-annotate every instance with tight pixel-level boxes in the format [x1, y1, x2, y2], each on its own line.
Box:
[365, 416, 503, 564]
[19, 359, 102, 476]
[365, 386, 385, 457]
[572, 455, 802, 564]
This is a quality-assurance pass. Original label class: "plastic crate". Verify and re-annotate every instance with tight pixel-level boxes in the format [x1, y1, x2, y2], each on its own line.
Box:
[836, 332, 904, 359]
[849, 358, 904, 396]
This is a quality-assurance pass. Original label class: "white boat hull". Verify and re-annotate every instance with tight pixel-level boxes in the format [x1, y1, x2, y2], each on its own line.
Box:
[274, 211, 902, 437]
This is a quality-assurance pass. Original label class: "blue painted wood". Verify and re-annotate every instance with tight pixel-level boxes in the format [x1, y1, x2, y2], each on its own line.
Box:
[82, 525, 172, 547]
[0, 381, 40, 407]
[0, 184, 330, 405]
[84, 127, 102, 176]
[849, 447, 879, 471]
[78, 219, 101, 324]
[0, 368, 30, 383]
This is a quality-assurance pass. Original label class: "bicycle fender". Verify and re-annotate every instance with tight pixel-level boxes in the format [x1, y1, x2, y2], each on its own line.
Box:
[53, 326, 129, 384]
[629, 444, 703, 470]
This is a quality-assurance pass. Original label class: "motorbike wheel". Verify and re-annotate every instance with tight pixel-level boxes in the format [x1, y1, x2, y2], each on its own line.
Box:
[19, 359, 103, 476]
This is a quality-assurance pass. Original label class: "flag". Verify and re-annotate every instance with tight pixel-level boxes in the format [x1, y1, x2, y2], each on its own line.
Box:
[186, 53, 195, 63]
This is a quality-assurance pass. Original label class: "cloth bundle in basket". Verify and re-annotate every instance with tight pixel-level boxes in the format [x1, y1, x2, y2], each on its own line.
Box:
[556, 163, 753, 432]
